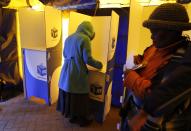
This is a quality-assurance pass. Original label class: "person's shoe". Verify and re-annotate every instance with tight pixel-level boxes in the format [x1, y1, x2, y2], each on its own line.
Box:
[69, 117, 78, 123]
[79, 119, 92, 127]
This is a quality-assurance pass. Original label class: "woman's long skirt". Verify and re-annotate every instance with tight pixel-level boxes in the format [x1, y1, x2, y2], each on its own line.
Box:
[56, 89, 89, 118]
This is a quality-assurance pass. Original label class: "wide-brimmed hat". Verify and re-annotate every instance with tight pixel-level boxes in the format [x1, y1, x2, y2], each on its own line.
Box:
[143, 3, 191, 31]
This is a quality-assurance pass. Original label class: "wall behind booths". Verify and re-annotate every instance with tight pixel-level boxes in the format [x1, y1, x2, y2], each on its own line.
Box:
[137, 4, 191, 55]
[126, 0, 143, 67]
[129, 3, 191, 57]
[0, 8, 22, 86]
[138, 6, 156, 54]
[127, 2, 156, 60]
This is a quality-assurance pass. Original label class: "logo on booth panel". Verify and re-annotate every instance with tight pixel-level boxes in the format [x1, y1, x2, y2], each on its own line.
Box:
[37, 64, 47, 76]
[51, 27, 58, 38]
[90, 84, 102, 96]
[112, 37, 116, 49]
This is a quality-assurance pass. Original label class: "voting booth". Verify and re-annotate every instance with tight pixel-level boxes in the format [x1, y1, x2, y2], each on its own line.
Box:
[18, 6, 62, 105]
[66, 11, 119, 122]
[17, 5, 119, 122]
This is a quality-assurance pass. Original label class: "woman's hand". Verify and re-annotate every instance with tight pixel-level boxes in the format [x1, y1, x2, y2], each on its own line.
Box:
[134, 55, 143, 65]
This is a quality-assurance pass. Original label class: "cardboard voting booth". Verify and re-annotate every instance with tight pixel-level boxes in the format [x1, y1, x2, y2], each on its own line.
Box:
[18, 6, 62, 105]
[18, 6, 119, 122]
[67, 11, 119, 122]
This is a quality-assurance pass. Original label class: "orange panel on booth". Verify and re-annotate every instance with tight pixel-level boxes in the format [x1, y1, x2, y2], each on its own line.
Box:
[18, 6, 62, 105]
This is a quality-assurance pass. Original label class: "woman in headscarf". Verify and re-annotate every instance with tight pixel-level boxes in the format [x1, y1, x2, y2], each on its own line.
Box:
[57, 21, 102, 127]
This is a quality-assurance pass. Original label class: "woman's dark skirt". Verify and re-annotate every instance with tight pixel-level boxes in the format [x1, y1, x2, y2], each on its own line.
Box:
[56, 89, 89, 118]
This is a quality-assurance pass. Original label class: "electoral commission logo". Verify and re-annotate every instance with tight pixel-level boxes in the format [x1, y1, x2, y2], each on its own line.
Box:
[37, 64, 47, 77]
[90, 84, 102, 96]
[51, 27, 58, 38]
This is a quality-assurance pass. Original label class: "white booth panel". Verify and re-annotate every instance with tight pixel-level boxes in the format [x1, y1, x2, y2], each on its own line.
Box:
[107, 11, 119, 61]
[50, 66, 61, 104]
[91, 17, 111, 72]
[68, 12, 114, 73]
[68, 12, 92, 35]
[103, 11, 119, 119]
[45, 6, 62, 48]
[18, 8, 46, 50]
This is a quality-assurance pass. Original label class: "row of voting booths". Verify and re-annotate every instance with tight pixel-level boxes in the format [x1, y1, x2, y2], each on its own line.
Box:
[17, 1, 121, 122]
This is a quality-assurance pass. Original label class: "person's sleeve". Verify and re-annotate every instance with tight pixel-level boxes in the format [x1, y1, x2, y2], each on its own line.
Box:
[143, 65, 191, 117]
[82, 39, 102, 69]
[124, 70, 152, 97]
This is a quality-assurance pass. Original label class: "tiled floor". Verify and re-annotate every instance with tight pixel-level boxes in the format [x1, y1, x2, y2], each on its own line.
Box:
[0, 95, 120, 131]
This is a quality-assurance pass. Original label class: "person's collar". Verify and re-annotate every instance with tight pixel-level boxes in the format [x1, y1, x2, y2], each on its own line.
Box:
[155, 39, 185, 51]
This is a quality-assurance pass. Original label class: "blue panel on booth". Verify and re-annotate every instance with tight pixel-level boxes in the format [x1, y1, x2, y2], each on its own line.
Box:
[112, 15, 128, 107]
[23, 49, 49, 104]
